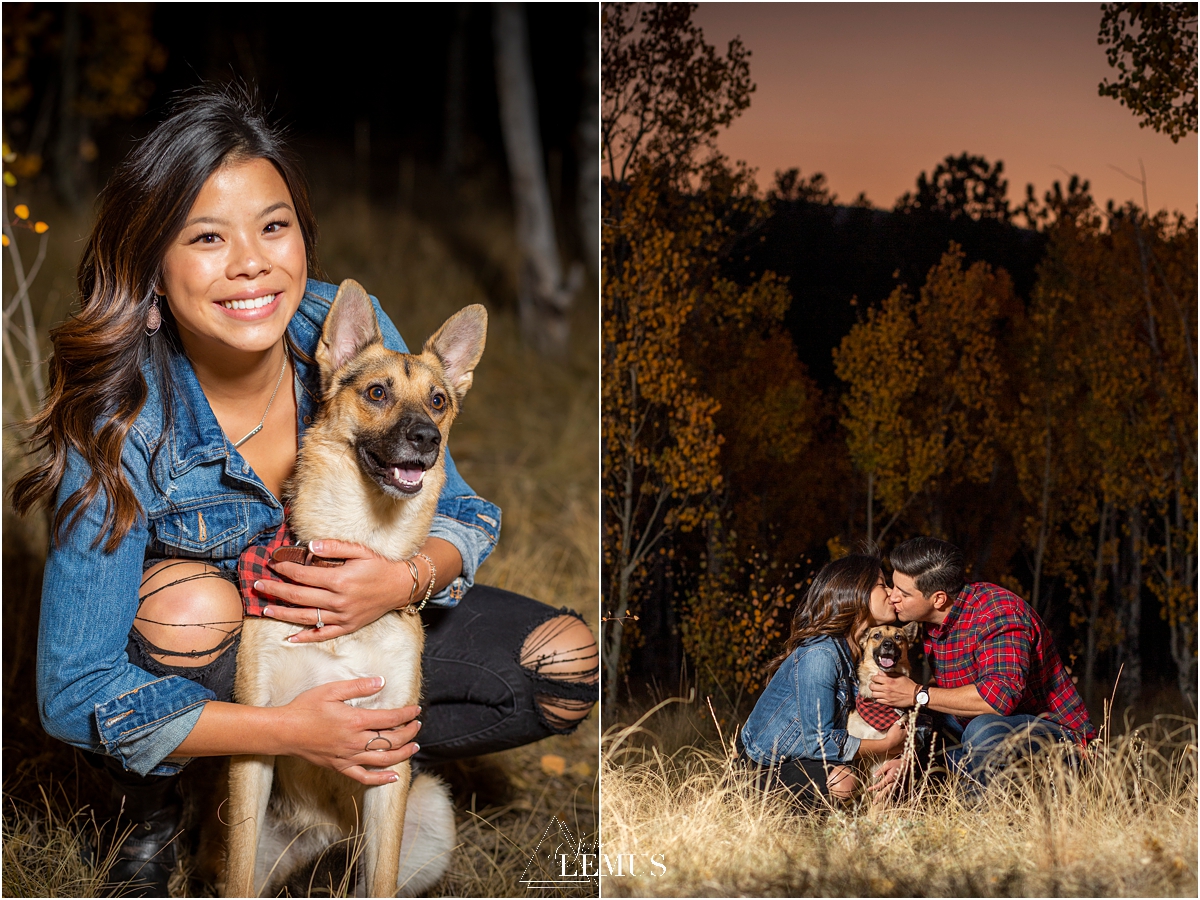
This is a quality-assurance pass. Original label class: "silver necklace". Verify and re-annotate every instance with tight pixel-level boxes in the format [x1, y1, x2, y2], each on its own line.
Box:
[233, 349, 289, 449]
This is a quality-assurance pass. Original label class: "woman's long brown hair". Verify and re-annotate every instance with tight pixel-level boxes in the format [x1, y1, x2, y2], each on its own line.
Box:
[764, 551, 882, 680]
[10, 84, 321, 552]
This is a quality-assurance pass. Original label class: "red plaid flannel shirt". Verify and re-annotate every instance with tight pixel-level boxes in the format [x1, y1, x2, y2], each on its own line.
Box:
[925, 583, 1096, 741]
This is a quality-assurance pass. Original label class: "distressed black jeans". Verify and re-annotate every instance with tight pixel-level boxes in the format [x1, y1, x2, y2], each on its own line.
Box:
[125, 582, 598, 762]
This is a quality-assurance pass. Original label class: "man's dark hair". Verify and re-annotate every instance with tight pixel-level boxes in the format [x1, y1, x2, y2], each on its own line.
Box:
[890, 537, 966, 599]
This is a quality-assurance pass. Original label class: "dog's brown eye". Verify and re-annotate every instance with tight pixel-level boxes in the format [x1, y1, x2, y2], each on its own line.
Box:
[366, 385, 387, 402]
[430, 393, 445, 411]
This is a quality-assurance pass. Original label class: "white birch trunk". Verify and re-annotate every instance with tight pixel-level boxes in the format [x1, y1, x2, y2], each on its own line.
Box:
[493, 2, 581, 357]
[577, 8, 599, 280]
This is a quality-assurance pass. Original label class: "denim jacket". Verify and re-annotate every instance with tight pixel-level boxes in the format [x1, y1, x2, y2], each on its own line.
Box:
[740, 634, 861, 766]
[37, 279, 501, 777]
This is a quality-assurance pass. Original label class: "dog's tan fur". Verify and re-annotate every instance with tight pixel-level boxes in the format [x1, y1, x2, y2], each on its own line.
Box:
[223, 280, 486, 897]
[846, 622, 919, 742]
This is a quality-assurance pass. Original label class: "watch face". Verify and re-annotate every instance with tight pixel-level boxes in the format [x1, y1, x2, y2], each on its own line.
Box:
[916, 689, 930, 705]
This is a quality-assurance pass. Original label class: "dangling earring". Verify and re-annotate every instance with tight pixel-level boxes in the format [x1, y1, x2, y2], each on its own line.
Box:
[146, 295, 163, 336]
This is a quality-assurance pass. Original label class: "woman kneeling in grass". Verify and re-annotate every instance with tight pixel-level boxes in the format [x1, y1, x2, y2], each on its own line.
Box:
[738, 551, 905, 804]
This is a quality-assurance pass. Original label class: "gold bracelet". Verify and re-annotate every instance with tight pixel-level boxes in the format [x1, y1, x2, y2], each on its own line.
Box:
[402, 558, 420, 611]
[407, 552, 437, 614]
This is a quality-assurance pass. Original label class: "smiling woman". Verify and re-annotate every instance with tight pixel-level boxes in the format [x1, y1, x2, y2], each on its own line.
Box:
[159, 157, 306, 500]
[10, 85, 598, 897]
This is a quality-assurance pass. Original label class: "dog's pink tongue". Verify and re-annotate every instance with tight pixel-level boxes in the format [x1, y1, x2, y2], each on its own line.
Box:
[393, 467, 424, 486]
[879, 657, 895, 669]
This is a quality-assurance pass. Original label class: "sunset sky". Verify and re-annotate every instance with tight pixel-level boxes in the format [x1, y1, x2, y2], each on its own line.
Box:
[693, 3, 1198, 216]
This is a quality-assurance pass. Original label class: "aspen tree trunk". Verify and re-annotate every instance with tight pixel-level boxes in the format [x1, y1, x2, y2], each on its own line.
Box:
[1168, 462, 1198, 711]
[577, 8, 599, 280]
[493, 3, 581, 358]
[603, 364, 640, 702]
[1115, 506, 1142, 706]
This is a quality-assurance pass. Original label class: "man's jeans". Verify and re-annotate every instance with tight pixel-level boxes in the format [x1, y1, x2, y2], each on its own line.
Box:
[937, 713, 1077, 791]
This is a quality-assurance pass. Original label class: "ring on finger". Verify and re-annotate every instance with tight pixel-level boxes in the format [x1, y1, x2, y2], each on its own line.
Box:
[315, 608, 324, 629]
[365, 731, 393, 752]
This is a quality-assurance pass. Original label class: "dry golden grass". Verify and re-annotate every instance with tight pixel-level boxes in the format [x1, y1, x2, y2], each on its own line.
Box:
[2, 788, 113, 898]
[601, 699, 1197, 897]
[2, 177, 598, 897]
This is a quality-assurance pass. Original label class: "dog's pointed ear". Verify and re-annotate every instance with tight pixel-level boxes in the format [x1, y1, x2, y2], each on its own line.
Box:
[853, 622, 870, 649]
[318, 280, 383, 389]
[901, 621, 921, 643]
[425, 304, 487, 400]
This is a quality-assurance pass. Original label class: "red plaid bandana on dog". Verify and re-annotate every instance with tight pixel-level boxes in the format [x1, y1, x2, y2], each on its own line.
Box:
[924, 583, 1096, 741]
[855, 694, 902, 731]
[238, 519, 294, 616]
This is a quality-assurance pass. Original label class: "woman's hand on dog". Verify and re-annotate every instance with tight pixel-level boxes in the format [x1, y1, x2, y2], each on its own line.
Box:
[867, 757, 906, 800]
[279, 676, 422, 784]
[257, 539, 424, 641]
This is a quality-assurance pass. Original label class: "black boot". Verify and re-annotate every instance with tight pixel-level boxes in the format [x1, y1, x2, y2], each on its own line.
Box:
[99, 761, 183, 898]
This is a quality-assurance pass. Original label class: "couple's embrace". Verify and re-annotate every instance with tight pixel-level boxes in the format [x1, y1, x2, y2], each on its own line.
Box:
[738, 537, 1095, 804]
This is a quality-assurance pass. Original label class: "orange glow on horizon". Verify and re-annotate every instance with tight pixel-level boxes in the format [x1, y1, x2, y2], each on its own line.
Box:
[693, 3, 1197, 217]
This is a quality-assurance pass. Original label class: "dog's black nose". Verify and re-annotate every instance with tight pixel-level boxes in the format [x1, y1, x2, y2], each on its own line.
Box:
[406, 418, 441, 454]
[880, 639, 896, 653]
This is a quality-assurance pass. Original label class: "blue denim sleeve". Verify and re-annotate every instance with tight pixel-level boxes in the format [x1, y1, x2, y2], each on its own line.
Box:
[792, 645, 861, 764]
[367, 293, 501, 606]
[37, 439, 212, 777]
[739, 639, 861, 765]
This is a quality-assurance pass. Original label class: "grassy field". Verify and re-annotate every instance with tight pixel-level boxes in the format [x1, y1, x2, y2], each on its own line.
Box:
[1, 170, 598, 897]
[600, 695, 1197, 897]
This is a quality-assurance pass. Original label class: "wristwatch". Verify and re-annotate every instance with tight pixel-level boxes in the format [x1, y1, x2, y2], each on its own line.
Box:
[913, 683, 931, 708]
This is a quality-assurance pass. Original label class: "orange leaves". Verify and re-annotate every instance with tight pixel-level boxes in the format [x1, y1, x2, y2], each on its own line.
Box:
[834, 245, 1014, 537]
[603, 172, 727, 522]
[680, 550, 796, 695]
[1008, 197, 1196, 696]
[3, 198, 49, 240]
[76, 4, 168, 121]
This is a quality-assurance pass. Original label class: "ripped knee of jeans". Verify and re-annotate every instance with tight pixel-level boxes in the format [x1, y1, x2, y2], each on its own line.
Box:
[519, 610, 599, 734]
[133, 561, 243, 667]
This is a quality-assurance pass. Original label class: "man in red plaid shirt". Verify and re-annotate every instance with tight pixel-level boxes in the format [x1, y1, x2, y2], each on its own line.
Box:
[868, 537, 1095, 793]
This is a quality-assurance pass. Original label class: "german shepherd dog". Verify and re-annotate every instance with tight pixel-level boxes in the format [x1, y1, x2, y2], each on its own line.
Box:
[223, 280, 486, 897]
[846, 622, 920, 745]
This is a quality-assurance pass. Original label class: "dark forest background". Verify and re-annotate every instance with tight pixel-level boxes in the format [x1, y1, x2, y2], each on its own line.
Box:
[2, 3, 593, 261]
[601, 3, 1197, 723]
